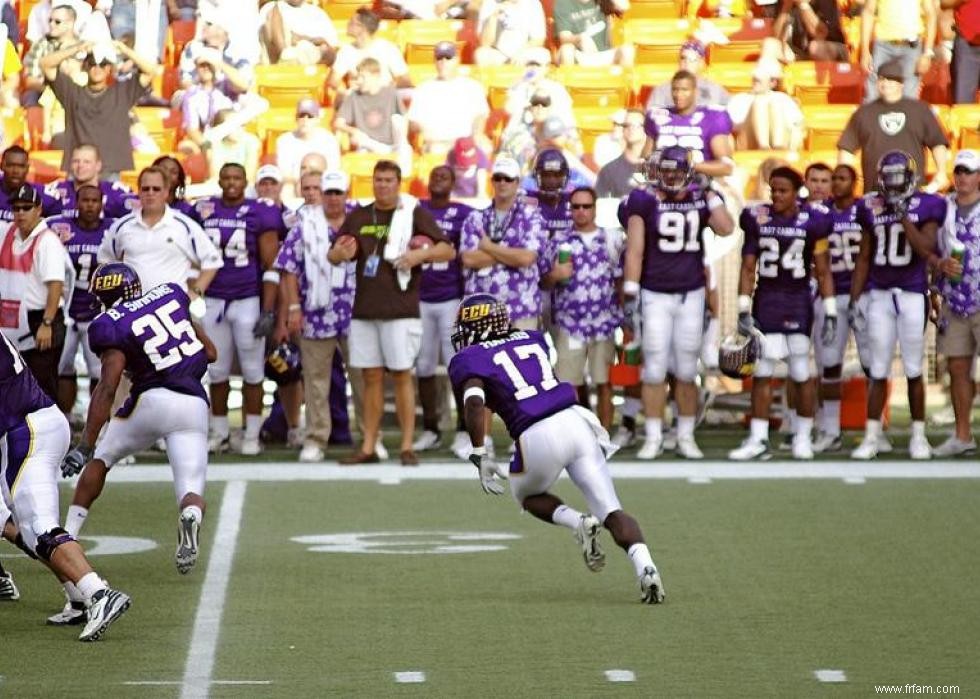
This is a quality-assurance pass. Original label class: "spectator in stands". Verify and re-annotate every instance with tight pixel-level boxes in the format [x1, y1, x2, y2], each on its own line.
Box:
[259, 0, 339, 66]
[299, 152, 329, 179]
[727, 60, 805, 151]
[504, 57, 575, 129]
[108, 0, 168, 61]
[944, 0, 980, 103]
[170, 0, 199, 22]
[46, 143, 134, 219]
[646, 40, 729, 110]
[334, 58, 411, 170]
[474, 0, 551, 66]
[204, 108, 262, 182]
[592, 109, 627, 169]
[761, 0, 849, 63]
[176, 52, 235, 155]
[0, 146, 62, 221]
[331, 160, 453, 466]
[861, 0, 938, 101]
[804, 162, 832, 202]
[178, 9, 253, 101]
[407, 42, 490, 155]
[0, 184, 72, 401]
[197, 0, 261, 65]
[22, 3, 85, 108]
[26, 0, 111, 48]
[446, 136, 490, 199]
[554, 0, 634, 67]
[277, 169, 358, 463]
[596, 109, 646, 198]
[531, 119, 594, 186]
[328, 8, 410, 97]
[41, 40, 160, 178]
[838, 59, 950, 194]
[276, 98, 342, 199]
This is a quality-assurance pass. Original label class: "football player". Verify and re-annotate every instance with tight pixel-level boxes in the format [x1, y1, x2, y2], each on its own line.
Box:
[623, 146, 735, 459]
[448, 294, 666, 604]
[52, 185, 113, 416]
[527, 149, 573, 336]
[45, 144, 135, 219]
[0, 330, 131, 640]
[729, 167, 836, 461]
[849, 151, 945, 460]
[196, 163, 282, 455]
[60, 263, 217, 581]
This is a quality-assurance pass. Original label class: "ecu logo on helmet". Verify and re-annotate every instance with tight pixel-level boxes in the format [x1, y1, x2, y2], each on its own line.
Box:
[451, 294, 511, 351]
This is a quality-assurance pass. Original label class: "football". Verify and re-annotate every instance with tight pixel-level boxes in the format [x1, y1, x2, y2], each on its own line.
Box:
[409, 235, 432, 250]
[334, 233, 359, 254]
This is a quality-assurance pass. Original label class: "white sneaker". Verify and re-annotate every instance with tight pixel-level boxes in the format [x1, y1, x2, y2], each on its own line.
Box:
[908, 434, 932, 460]
[851, 434, 879, 460]
[792, 436, 814, 460]
[208, 433, 230, 454]
[298, 444, 324, 463]
[662, 429, 677, 452]
[154, 438, 167, 452]
[637, 436, 663, 460]
[611, 426, 637, 449]
[0, 572, 19, 601]
[240, 437, 262, 456]
[286, 427, 305, 449]
[47, 597, 86, 625]
[812, 431, 843, 453]
[573, 514, 605, 573]
[451, 431, 471, 460]
[931, 435, 977, 458]
[78, 588, 131, 642]
[175, 510, 200, 575]
[729, 437, 771, 461]
[413, 430, 441, 452]
[675, 435, 703, 460]
[877, 433, 893, 453]
[639, 566, 665, 604]
[374, 438, 389, 461]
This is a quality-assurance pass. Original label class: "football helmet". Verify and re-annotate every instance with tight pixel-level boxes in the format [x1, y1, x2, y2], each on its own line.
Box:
[876, 150, 917, 204]
[451, 293, 511, 351]
[264, 341, 303, 385]
[718, 329, 763, 379]
[89, 262, 142, 309]
[652, 145, 695, 194]
[533, 148, 569, 192]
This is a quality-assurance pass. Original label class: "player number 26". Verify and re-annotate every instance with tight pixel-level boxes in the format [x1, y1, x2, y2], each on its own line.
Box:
[131, 299, 204, 370]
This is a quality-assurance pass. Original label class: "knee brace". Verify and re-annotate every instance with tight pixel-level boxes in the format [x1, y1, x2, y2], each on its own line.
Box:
[35, 527, 75, 562]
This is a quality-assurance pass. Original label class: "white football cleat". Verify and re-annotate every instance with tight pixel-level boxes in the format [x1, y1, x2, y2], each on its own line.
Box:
[851, 434, 879, 460]
[662, 429, 677, 452]
[639, 566, 665, 604]
[908, 434, 932, 460]
[412, 430, 441, 452]
[792, 436, 814, 461]
[240, 437, 262, 456]
[728, 437, 771, 461]
[611, 426, 637, 449]
[931, 435, 977, 458]
[573, 514, 605, 573]
[47, 597, 86, 625]
[876, 433, 894, 453]
[451, 431, 471, 460]
[175, 510, 200, 575]
[812, 431, 843, 453]
[675, 435, 703, 460]
[637, 436, 663, 460]
[208, 433, 230, 454]
[0, 571, 19, 601]
[298, 444, 324, 463]
[78, 588, 131, 642]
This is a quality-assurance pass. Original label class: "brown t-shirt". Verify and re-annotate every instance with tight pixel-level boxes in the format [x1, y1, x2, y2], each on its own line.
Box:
[837, 98, 949, 194]
[339, 203, 448, 320]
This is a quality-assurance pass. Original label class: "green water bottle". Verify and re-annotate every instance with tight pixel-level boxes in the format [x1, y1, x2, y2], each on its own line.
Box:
[557, 243, 573, 286]
[950, 241, 966, 284]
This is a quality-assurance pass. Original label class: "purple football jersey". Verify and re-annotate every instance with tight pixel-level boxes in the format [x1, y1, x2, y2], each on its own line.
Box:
[825, 200, 865, 297]
[448, 329, 577, 440]
[643, 106, 733, 164]
[45, 179, 136, 219]
[419, 199, 471, 303]
[197, 197, 281, 300]
[0, 179, 61, 221]
[527, 191, 572, 277]
[172, 199, 203, 224]
[47, 215, 112, 323]
[861, 192, 945, 293]
[740, 202, 832, 334]
[628, 188, 712, 293]
[0, 333, 54, 434]
[88, 283, 209, 415]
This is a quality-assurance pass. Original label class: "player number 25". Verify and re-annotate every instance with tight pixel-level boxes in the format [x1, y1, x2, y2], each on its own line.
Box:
[131, 299, 204, 370]
[492, 343, 558, 401]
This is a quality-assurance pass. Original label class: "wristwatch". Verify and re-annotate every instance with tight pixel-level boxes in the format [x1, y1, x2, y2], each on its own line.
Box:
[41, 317, 53, 327]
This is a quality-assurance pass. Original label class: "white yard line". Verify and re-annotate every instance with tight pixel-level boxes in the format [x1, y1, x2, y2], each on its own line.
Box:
[393, 671, 426, 683]
[604, 669, 636, 682]
[180, 480, 248, 699]
[814, 669, 848, 683]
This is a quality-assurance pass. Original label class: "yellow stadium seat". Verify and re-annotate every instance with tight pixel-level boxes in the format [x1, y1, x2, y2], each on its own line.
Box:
[134, 107, 182, 152]
[554, 65, 631, 108]
[255, 64, 329, 108]
[802, 104, 857, 151]
[3, 112, 25, 147]
[630, 64, 679, 107]
[475, 65, 528, 111]
[28, 150, 65, 185]
[708, 40, 763, 63]
[622, 18, 693, 64]
[703, 62, 761, 95]
[574, 107, 621, 154]
[786, 61, 863, 105]
[323, 0, 369, 21]
[398, 20, 468, 63]
[733, 148, 802, 198]
[331, 18, 399, 46]
[626, 0, 686, 19]
[949, 104, 980, 149]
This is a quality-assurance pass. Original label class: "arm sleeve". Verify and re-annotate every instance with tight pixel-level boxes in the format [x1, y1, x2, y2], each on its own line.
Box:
[414, 207, 449, 243]
[919, 104, 950, 149]
[36, 234, 68, 283]
[186, 218, 224, 270]
[836, 110, 861, 152]
[87, 316, 118, 356]
[97, 220, 122, 263]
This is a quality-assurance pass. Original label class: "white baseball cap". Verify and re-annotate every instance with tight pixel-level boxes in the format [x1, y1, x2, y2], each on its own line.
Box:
[321, 170, 350, 192]
[954, 150, 979, 172]
[256, 164, 283, 183]
[491, 156, 521, 180]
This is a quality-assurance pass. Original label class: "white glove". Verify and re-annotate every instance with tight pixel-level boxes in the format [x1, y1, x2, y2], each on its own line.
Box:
[468, 451, 507, 495]
[189, 296, 207, 321]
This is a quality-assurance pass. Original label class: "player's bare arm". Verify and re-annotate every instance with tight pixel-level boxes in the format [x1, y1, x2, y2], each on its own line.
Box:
[707, 194, 735, 236]
[849, 232, 873, 305]
[191, 320, 218, 363]
[80, 349, 127, 451]
[461, 377, 488, 449]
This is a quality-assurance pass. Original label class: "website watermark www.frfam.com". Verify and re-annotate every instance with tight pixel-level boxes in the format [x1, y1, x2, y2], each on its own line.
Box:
[875, 685, 960, 695]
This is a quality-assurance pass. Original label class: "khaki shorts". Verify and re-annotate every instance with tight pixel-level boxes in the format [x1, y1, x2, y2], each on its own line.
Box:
[554, 329, 615, 386]
[349, 318, 422, 371]
[938, 306, 980, 358]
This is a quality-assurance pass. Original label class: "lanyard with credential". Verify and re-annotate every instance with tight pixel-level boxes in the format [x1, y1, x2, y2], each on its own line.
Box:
[364, 205, 391, 278]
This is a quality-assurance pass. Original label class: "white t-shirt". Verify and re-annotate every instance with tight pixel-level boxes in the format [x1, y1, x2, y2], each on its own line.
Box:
[258, 1, 339, 45]
[332, 38, 408, 85]
[477, 0, 546, 58]
[10, 224, 69, 310]
[275, 128, 342, 181]
[727, 91, 803, 129]
[407, 77, 489, 143]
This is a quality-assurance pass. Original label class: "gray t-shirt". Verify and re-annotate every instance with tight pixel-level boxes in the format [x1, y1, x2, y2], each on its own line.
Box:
[595, 153, 642, 199]
[338, 86, 405, 146]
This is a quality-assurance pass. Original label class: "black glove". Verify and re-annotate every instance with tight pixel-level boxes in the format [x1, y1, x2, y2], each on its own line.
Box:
[821, 313, 838, 347]
[891, 197, 910, 219]
[847, 303, 867, 334]
[253, 311, 276, 338]
[61, 444, 93, 478]
[737, 311, 754, 337]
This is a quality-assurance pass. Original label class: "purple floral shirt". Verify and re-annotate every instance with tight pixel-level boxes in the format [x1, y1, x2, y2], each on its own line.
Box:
[460, 199, 546, 321]
[544, 227, 624, 341]
[940, 195, 980, 317]
[275, 218, 356, 339]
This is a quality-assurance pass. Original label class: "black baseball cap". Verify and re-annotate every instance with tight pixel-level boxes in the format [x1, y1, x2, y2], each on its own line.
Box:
[10, 185, 41, 206]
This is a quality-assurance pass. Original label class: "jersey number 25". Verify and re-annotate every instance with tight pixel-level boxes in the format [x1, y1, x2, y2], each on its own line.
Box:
[131, 300, 204, 370]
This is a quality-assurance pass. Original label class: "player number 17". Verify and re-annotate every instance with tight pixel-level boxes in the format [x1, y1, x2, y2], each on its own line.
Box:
[492, 343, 558, 401]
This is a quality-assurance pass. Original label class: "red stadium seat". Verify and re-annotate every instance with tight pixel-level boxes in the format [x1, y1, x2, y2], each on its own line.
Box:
[786, 61, 863, 104]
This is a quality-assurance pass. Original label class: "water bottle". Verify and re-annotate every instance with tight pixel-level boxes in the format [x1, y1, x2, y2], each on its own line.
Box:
[556, 243, 573, 286]
[950, 240, 966, 284]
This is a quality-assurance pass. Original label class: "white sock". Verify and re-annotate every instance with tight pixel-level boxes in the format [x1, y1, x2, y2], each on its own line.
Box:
[622, 397, 641, 418]
[911, 420, 926, 440]
[75, 571, 107, 602]
[64, 505, 88, 538]
[182, 505, 203, 523]
[865, 419, 882, 440]
[63, 581, 84, 603]
[627, 543, 654, 577]
[677, 415, 695, 439]
[551, 504, 584, 530]
[644, 418, 662, 441]
[244, 414, 262, 440]
[750, 418, 769, 443]
[796, 416, 814, 443]
[820, 399, 841, 436]
[212, 415, 229, 438]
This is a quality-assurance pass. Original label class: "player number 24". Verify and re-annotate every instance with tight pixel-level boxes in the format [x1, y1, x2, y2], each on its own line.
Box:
[758, 237, 806, 279]
[131, 299, 204, 370]
[492, 343, 558, 401]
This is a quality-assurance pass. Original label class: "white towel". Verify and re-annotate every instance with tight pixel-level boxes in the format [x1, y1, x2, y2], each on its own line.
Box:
[572, 405, 620, 459]
[383, 194, 417, 291]
[300, 204, 334, 310]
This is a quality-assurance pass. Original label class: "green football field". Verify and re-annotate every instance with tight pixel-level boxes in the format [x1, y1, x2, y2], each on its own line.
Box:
[2, 448, 979, 698]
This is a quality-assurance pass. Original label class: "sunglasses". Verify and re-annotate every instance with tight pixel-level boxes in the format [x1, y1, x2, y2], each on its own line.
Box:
[529, 98, 551, 108]
[87, 60, 112, 68]
[954, 167, 977, 175]
[297, 113, 318, 119]
[435, 54, 455, 61]
[570, 203, 594, 210]
[11, 204, 36, 212]
[492, 174, 517, 183]
[323, 189, 345, 195]
[140, 185, 164, 192]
